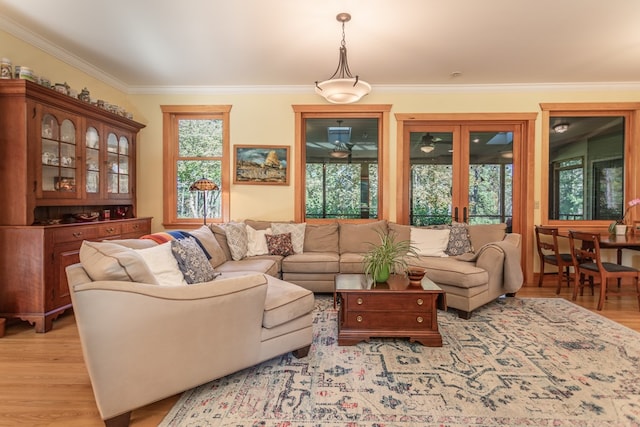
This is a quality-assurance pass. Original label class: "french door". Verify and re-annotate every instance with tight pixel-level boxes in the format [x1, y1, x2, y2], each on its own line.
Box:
[396, 115, 535, 241]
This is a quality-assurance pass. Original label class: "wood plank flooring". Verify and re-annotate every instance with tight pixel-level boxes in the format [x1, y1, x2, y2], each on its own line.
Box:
[0, 281, 638, 427]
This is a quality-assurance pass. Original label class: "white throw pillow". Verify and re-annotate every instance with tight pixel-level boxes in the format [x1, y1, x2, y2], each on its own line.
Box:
[79, 241, 158, 284]
[410, 227, 451, 257]
[271, 223, 306, 254]
[135, 242, 188, 286]
[246, 225, 272, 257]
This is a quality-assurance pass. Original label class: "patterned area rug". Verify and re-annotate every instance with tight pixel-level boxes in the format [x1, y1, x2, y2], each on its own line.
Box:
[160, 296, 640, 426]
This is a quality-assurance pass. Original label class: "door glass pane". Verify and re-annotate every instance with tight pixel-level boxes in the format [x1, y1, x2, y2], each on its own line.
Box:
[409, 132, 453, 225]
[85, 127, 100, 194]
[305, 118, 379, 219]
[548, 116, 625, 220]
[468, 131, 513, 226]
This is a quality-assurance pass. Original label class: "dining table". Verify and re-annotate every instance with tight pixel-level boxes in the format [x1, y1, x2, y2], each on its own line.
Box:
[598, 232, 640, 265]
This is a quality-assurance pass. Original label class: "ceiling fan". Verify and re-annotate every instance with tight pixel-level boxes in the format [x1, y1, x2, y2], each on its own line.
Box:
[329, 120, 353, 158]
[420, 133, 443, 153]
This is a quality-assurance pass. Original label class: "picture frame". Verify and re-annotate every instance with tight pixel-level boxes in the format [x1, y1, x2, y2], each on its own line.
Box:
[233, 145, 289, 185]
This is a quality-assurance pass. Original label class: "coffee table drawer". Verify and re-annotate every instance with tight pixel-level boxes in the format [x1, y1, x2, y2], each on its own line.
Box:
[342, 310, 433, 330]
[345, 293, 433, 310]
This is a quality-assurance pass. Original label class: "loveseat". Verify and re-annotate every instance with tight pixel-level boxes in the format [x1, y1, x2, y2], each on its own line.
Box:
[66, 226, 315, 427]
[205, 219, 523, 319]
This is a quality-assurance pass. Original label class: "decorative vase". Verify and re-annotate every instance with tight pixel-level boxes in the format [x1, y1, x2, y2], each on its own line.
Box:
[407, 267, 426, 287]
[615, 224, 627, 235]
[375, 264, 390, 283]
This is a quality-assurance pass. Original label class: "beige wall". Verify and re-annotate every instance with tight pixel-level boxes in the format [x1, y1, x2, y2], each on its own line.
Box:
[5, 29, 640, 270]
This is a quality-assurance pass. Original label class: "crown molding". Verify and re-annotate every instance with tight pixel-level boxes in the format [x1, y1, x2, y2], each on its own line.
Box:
[0, 15, 129, 92]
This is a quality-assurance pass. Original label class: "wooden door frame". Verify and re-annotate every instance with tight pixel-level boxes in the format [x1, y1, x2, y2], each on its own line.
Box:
[395, 113, 537, 283]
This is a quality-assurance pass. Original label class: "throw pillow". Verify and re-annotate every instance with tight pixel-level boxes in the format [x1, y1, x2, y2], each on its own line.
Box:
[410, 227, 451, 257]
[445, 222, 473, 256]
[220, 222, 248, 261]
[303, 222, 339, 252]
[188, 225, 227, 267]
[246, 225, 272, 257]
[266, 232, 294, 256]
[339, 220, 388, 254]
[135, 243, 188, 286]
[170, 237, 217, 284]
[467, 223, 507, 252]
[271, 223, 306, 254]
[79, 241, 158, 284]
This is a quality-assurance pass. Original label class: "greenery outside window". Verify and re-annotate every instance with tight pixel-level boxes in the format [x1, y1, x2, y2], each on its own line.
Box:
[161, 105, 231, 227]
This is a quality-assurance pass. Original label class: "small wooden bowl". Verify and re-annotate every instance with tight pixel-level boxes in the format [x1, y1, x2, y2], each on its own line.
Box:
[407, 267, 426, 286]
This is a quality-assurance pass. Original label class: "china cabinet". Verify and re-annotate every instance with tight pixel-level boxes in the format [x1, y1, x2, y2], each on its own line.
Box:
[0, 80, 148, 332]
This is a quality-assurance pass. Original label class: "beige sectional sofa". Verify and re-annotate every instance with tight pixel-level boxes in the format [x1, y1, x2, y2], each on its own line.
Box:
[208, 219, 523, 319]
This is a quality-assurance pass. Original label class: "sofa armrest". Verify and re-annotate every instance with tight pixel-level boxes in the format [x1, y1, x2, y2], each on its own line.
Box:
[503, 232, 521, 248]
[67, 264, 269, 421]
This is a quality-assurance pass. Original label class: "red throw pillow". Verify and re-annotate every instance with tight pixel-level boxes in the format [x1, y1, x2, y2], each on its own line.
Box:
[266, 232, 294, 256]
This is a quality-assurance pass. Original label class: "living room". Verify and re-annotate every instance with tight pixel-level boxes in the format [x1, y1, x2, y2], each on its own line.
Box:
[1, 1, 640, 425]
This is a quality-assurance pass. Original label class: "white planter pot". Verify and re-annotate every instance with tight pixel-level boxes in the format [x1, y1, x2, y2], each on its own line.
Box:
[615, 224, 627, 235]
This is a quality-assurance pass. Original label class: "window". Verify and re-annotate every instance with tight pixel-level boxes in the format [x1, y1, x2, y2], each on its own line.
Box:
[161, 105, 231, 227]
[541, 103, 640, 225]
[293, 105, 391, 222]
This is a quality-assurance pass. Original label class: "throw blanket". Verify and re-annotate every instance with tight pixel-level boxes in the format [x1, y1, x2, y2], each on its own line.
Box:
[140, 231, 212, 260]
[456, 240, 523, 293]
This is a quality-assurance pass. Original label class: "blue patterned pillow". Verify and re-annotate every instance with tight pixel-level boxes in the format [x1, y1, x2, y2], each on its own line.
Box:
[171, 237, 217, 284]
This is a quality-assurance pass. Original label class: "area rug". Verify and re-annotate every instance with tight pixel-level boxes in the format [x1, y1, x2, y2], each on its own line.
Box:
[160, 296, 640, 426]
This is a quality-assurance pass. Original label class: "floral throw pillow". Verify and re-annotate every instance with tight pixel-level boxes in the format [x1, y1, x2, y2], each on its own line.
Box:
[171, 237, 217, 284]
[265, 232, 294, 256]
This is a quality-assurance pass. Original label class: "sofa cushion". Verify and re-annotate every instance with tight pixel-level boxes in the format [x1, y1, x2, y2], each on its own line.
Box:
[135, 243, 188, 286]
[170, 237, 217, 284]
[244, 219, 292, 230]
[220, 222, 248, 261]
[266, 233, 294, 256]
[271, 223, 306, 254]
[339, 220, 388, 254]
[411, 227, 450, 257]
[79, 241, 159, 285]
[411, 256, 488, 289]
[214, 258, 279, 277]
[246, 225, 272, 257]
[304, 222, 339, 253]
[339, 252, 366, 274]
[388, 223, 410, 243]
[209, 225, 233, 262]
[446, 222, 473, 256]
[282, 252, 340, 274]
[467, 223, 507, 252]
[262, 276, 315, 329]
[105, 238, 158, 250]
[189, 225, 228, 268]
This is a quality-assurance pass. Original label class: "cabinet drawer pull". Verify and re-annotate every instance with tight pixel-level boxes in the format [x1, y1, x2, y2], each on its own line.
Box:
[132, 224, 139, 230]
[356, 297, 363, 305]
[416, 298, 424, 306]
[356, 315, 363, 322]
[106, 227, 115, 233]
[72, 232, 83, 238]
[416, 316, 424, 323]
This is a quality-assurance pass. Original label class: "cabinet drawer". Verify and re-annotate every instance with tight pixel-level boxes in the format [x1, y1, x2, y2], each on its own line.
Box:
[345, 293, 434, 310]
[97, 223, 121, 238]
[51, 226, 99, 243]
[122, 220, 150, 235]
[343, 310, 433, 330]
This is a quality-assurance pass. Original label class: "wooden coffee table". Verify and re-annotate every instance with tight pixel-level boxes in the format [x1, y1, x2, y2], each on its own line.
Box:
[335, 273, 446, 346]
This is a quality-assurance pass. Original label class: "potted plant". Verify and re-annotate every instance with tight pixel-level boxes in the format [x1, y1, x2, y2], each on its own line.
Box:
[608, 197, 640, 234]
[362, 230, 420, 283]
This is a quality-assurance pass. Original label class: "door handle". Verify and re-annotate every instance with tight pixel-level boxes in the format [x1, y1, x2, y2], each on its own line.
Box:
[454, 207, 458, 222]
[463, 207, 468, 223]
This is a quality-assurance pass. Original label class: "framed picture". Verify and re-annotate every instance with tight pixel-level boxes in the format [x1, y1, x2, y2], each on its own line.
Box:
[234, 145, 289, 185]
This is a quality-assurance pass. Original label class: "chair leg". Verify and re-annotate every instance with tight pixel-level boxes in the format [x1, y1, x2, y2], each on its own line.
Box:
[572, 273, 580, 301]
[597, 277, 607, 311]
[555, 272, 562, 295]
[538, 261, 545, 287]
[635, 276, 640, 312]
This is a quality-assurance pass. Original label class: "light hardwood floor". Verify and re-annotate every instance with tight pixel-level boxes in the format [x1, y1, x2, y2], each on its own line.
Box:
[0, 281, 638, 427]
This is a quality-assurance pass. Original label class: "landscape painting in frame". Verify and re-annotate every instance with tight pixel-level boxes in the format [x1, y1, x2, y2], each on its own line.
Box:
[234, 145, 289, 185]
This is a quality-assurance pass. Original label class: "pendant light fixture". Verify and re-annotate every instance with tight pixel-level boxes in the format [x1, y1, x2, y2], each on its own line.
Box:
[315, 13, 371, 104]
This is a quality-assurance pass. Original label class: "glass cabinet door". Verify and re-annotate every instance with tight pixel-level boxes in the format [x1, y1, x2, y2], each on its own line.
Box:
[40, 113, 78, 197]
[85, 126, 100, 196]
[107, 132, 131, 197]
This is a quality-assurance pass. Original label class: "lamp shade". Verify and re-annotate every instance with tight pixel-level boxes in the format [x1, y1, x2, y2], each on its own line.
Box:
[315, 78, 372, 104]
[189, 178, 219, 192]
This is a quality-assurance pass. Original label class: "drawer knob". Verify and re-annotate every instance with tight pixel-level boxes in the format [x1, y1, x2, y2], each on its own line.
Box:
[356, 297, 363, 305]
[132, 224, 139, 229]
[72, 232, 82, 238]
[416, 298, 423, 306]
[106, 227, 115, 233]
[416, 316, 424, 323]
[356, 315, 363, 322]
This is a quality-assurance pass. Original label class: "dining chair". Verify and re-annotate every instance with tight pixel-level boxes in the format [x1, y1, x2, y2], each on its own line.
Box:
[568, 230, 640, 311]
[535, 225, 573, 294]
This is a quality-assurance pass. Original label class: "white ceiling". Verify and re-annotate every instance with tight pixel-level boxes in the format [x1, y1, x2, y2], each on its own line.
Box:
[1, 0, 640, 94]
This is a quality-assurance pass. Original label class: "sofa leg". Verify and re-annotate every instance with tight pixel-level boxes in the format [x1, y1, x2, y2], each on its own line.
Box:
[457, 310, 472, 320]
[292, 345, 310, 358]
[104, 411, 131, 427]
